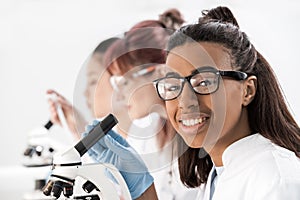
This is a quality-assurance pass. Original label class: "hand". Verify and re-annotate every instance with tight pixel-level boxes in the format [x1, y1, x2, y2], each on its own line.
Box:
[84, 120, 154, 200]
[47, 89, 86, 140]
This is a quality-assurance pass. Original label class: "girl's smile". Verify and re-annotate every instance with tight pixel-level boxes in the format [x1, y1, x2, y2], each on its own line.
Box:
[177, 112, 210, 135]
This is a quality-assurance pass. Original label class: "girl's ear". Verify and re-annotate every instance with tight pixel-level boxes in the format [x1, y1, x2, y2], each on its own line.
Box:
[242, 75, 257, 106]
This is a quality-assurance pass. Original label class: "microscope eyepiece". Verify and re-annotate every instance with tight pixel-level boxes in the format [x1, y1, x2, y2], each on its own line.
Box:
[44, 120, 53, 130]
[74, 114, 118, 156]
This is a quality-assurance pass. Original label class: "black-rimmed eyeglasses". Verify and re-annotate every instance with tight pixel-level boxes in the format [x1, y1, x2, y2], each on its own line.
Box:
[153, 66, 248, 101]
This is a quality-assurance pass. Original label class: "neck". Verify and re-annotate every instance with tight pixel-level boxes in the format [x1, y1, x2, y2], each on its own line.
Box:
[206, 109, 251, 167]
[116, 126, 128, 139]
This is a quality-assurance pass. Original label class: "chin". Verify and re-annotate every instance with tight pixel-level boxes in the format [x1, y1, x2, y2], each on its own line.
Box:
[129, 112, 140, 120]
[182, 135, 203, 148]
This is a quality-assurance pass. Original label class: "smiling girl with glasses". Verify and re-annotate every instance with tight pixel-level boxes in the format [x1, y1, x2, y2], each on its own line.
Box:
[152, 6, 300, 200]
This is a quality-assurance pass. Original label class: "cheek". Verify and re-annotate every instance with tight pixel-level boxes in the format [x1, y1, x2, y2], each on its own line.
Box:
[216, 81, 244, 129]
[225, 89, 243, 118]
[84, 85, 92, 108]
[128, 87, 156, 115]
[129, 85, 156, 103]
[129, 91, 144, 108]
[165, 101, 178, 128]
[225, 81, 243, 110]
[94, 80, 113, 117]
[85, 82, 97, 111]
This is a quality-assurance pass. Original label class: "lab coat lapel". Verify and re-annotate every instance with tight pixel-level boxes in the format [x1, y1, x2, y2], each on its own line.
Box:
[202, 165, 216, 200]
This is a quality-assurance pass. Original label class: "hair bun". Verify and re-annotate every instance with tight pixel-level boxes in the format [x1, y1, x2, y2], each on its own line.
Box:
[199, 6, 239, 27]
[159, 8, 185, 29]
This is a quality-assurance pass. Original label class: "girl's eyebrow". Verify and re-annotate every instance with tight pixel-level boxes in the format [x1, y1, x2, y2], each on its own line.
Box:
[191, 66, 217, 74]
[164, 66, 217, 78]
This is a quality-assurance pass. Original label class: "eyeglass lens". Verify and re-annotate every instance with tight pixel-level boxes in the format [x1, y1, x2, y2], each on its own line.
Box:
[157, 71, 219, 100]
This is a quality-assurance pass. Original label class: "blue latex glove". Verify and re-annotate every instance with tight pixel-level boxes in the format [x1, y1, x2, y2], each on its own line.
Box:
[83, 120, 154, 199]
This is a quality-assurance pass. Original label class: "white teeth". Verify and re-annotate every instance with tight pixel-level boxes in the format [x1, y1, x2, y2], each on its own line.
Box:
[186, 120, 190, 126]
[181, 117, 207, 126]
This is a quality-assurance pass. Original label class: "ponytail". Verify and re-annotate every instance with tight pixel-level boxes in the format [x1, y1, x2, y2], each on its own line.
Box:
[199, 6, 239, 27]
[248, 51, 300, 155]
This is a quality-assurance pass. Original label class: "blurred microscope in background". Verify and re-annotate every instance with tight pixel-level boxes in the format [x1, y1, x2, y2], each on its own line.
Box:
[23, 120, 55, 168]
[22, 94, 73, 200]
[22, 119, 57, 200]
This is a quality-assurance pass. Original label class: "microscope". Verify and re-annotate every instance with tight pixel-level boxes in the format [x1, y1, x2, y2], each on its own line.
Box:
[23, 120, 55, 167]
[23, 93, 75, 200]
[42, 114, 132, 200]
[22, 120, 59, 200]
[23, 93, 70, 167]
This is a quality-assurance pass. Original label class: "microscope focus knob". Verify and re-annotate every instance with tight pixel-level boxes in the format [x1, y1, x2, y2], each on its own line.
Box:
[82, 180, 98, 193]
[42, 180, 54, 196]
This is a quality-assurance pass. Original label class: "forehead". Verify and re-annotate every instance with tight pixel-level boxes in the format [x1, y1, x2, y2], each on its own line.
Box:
[165, 42, 232, 76]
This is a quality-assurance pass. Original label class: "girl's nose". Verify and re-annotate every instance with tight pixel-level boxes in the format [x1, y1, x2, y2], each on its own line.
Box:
[178, 82, 199, 111]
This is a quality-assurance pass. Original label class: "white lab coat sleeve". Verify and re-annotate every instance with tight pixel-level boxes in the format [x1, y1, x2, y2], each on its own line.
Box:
[256, 177, 300, 200]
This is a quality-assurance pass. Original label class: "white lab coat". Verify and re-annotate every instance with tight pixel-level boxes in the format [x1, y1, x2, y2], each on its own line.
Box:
[198, 134, 300, 200]
[127, 113, 200, 199]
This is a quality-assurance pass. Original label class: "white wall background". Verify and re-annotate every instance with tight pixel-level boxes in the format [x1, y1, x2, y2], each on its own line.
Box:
[0, 0, 299, 199]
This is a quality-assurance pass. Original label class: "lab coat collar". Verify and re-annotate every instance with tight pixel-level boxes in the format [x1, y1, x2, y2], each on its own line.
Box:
[222, 134, 272, 170]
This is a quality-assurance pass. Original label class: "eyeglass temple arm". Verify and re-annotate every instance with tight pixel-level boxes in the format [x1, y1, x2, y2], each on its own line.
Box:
[219, 71, 248, 80]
